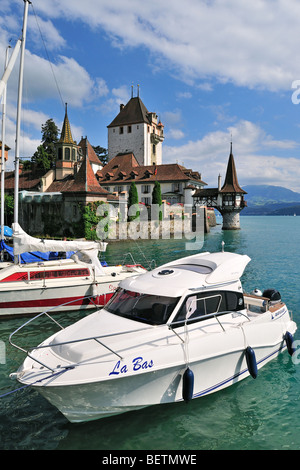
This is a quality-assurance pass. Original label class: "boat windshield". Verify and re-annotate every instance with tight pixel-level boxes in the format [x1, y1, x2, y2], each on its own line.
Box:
[105, 288, 180, 325]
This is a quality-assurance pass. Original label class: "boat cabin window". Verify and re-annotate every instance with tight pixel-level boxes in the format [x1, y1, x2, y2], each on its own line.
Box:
[105, 288, 180, 325]
[172, 290, 244, 327]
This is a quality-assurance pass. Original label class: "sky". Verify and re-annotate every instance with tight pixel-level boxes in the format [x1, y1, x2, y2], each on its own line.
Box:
[1, 0, 300, 191]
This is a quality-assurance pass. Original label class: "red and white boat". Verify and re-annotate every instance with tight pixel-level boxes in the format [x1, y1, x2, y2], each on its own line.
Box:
[0, 224, 146, 318]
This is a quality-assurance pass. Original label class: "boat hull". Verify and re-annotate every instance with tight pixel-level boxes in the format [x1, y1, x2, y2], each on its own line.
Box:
[31, 319, 297, 423]
[0, 281, 115, 318]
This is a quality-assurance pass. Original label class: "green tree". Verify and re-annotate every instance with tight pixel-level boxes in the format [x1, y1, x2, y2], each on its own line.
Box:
[152, 181, 162, 220]
[4, 194, 14, 227]
[31, 119, 60, 171]
[41, 118, 60, 167]
[21, 159, 32, 170]
[32, 145, 51, 171]
[92, 145, 108, 166]
[128, 182, 139, 221]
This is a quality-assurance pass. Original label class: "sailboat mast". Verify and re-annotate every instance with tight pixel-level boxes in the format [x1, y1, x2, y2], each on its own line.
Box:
[1, 47, 10, 254]
[14, 0, 31, 230]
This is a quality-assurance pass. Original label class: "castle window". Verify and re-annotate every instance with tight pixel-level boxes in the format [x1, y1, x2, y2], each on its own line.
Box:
[119, 127, 124, 134]
[72, 148, 76, 160]
[173, 183, 182, 192]
[142, 185, 150, 193]
[65, 148, 70, 160]
[127, 126, 132, 133]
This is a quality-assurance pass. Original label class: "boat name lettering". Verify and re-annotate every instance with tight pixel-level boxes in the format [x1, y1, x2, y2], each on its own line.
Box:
[272, 306, 287, 319]
[109, 356, 154, 376]
[109, 284, 117, 291]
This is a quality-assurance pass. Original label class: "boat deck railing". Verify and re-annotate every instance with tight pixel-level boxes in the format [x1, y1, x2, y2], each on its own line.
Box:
[244, 293, 269, 313]
[9, 296, 156, 372]
[9, 295, 256, 373]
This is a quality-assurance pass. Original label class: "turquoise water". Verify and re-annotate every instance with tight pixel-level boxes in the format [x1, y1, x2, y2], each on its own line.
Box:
[1, 216, 300, 450]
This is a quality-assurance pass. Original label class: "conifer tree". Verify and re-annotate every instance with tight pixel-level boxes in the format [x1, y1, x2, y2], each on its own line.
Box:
[128, 182, 139, 221]
[152, 180, 162, 220]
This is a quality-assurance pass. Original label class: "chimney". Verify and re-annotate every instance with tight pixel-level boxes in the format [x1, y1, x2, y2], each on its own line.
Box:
[120, 104, 124, 111]
[218, 174, 222, 191]
[19, 163, 24, 175]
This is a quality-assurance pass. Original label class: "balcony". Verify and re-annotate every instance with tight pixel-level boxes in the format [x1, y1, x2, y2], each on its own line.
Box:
[150, 132, 164, 144]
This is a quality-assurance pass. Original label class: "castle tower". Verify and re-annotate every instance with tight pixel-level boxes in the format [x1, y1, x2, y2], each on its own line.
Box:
[107, 90, 164, 166]
[192, 143, 247, 230]
[55, 104, 79, 180]
[217, 143, 247, 230]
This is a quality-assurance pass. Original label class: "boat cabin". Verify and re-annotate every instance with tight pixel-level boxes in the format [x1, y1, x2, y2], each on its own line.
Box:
[105, 251, 251, 326]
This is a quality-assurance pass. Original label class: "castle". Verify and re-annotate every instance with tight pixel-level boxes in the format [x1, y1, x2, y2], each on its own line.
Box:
[1, 93, 246, 235]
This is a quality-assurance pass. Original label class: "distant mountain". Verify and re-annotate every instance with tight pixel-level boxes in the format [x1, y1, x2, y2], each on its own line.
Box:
[242, 185, 300, 215]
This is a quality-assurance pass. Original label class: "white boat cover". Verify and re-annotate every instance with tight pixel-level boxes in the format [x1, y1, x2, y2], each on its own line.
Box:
[12, 223, 107, 255]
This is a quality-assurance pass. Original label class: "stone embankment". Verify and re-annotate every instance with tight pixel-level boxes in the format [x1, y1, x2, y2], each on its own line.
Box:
[107, 206, 216, 240]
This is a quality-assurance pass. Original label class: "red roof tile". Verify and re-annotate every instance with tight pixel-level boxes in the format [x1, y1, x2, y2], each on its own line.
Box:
[47, 156, 109, 195]
[2, 169, 44, 191]
[78, 137, 104, 166]
[97, 153, 206, 185]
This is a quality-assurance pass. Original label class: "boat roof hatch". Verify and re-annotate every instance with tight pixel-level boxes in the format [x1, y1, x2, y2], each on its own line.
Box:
[119, 252, 251, 297]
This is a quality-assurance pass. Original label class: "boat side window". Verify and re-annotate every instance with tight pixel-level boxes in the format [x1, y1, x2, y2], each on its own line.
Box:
[105, 288, 180, 325]
[172, 290, 244, 327]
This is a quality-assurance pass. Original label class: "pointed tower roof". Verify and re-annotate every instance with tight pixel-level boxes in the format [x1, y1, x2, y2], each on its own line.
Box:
[220, 143, 246, 194]
[107, 97, 151, 128]
[66, 155, 108, 195]
[59, 103, 76, 144]
[78, 137, 103, 166]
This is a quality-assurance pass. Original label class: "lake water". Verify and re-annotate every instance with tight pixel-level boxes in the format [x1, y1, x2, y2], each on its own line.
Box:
[1, 216, 300, 450]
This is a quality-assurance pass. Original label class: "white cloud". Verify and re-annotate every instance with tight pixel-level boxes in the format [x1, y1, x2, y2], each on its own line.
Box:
[163, 120, 300, 191]
[111, 85, 131, 105]
[28, 15, 66, 51]
[176, 91, 192, 100]
[95, 78, 109, 98]
[31, 0, 300, 92]
[2, 0, 300, 192]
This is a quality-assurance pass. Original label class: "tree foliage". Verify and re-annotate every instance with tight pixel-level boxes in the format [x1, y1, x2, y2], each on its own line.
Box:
[31, 119, 60, 171]
[92, 145, 108, 166]
[41, 119, 60, 166]
[128, 182, 139, 221]
[4, 194, 14, 227]
[32, 145, 51, 171]
[152, 181, 162, 220]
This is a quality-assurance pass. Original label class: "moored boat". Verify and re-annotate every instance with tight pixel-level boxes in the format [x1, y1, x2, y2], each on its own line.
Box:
[10, 250, 297, 422]
[0, 223, 146, 317]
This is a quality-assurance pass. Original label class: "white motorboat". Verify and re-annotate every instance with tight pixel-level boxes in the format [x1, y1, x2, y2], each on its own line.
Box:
[0, 223, 146, 317]
[11, 250, 297, 422]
